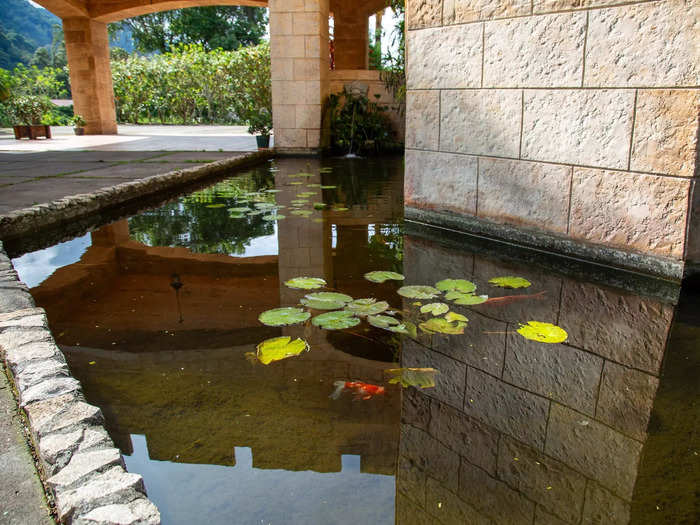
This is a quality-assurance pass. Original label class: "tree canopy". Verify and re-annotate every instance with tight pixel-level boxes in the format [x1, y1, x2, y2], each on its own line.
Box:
[112, 7, 268, 54]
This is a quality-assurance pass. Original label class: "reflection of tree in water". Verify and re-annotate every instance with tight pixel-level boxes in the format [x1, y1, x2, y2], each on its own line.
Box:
[128, 170, 276, 255]
[367, 224, 403, 272]
[322, 156, 402, 209]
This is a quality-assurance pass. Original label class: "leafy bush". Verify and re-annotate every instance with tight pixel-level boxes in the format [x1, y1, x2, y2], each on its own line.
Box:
[7, 95, 53, 125]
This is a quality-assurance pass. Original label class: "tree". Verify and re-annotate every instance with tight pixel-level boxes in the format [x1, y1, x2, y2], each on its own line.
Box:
[111, 7, 267, 54]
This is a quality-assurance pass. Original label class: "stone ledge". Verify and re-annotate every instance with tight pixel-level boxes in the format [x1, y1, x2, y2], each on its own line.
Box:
[0, 150, 272, 241]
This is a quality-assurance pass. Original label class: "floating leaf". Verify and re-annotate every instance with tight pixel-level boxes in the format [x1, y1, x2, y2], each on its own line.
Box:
[387, 321, 418, 338]
[289, 181, 304, 185]
[319, 167, 333, 173]
[290, 172, 314, 178]
[489, 276, 532, 289]
[364, 271, 405, 283]
[265, 189, 282, 193]
[258, 307, 310, 326]
[420, 303, 450, 316]
[284, 277, 326, 289]
[306, 183, 322, 188]
[228, 212, 246, 219]
[345, 298, 389, 316]
[297, 191, 318, 197]
[445, 291, 489, 305]
[246, 209, 265, 216]
[254, 336, 309, 365]
[262, 214, 285, 221]
[313, 202, 327, 209]
[301, 297, 345, 310]
[419, 317, 466, 335]
[367, 315, 400, 329]
[386, 368, 438, 389]
[445, 312, 468, 323]
[291, 199, 309, 204]
[312, 311, 360, 330]
[398, 285, 441, 299]
[320, 185, 336, 189]
[205, 203, 226, 208]
[332, 207, 349, 212]
[255, 202, 277, 209]
[307, 292, 353, 303]
[436, 279, 477, 293]
[228, 207, 251, 213]
[290, 209, 313, 217]
[517, 321, 568, 343]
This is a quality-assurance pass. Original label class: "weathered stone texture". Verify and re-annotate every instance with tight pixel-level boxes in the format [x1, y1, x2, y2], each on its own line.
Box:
[464, 367, 550, 449]
[631, 89, 700, 177]
[75, 499, 160, 525]
[407, 24, 482, 89]
[425, 477, 493, 525]
[405, 150, 477, 216]
[545, 403, 643, 499]
[522, 89, 635, 169]
[459, 460, 536, 524]
[406, 0, 443, 29]
[569, 168, 690, 259]
[497, 435, 586, 523]
[559, 281, 673, 374]
[25, 393, 103, 438]
[585, 0, 700, 87]
[406, 90, 440, 150]
[403, 236, 475, 286]
[596, 362, 659, 440]
[581, 481, 631, 525]
[484, 12, 585, 88]
[20, 376, 82, 407]
[444, 0, 531, 24]
[477, 159, 571, 234]
[47, 448, 122, 490]
[533, 0, 628, 14]
[398, 455, 426, 506]
[504, 335, 603, 416]
[440, 90, 522, 157]
[400, 425, 460, 492]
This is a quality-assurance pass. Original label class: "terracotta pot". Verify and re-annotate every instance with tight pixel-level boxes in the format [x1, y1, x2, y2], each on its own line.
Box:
[13, 125, 51, 140]
[74, 127, 85, 136]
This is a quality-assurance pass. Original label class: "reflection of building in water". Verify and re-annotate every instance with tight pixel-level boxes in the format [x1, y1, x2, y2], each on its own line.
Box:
[396, 235, 688, 525]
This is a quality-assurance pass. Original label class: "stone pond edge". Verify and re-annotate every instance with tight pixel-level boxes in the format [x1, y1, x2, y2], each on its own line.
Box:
[0, 152, 274, 524]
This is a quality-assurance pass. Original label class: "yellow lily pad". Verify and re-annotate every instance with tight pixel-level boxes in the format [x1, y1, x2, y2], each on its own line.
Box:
[254, 336, 309, 365]
[517, 321, 568, 343]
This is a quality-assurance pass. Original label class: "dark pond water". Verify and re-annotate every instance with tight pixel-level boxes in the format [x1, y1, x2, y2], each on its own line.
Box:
[10, 156, 698, 525]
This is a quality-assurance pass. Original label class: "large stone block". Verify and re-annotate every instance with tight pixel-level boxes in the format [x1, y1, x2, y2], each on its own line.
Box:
[396, 493, 433, 525]
[558, 281, 673, 374]
[504, 335, 603, 416]
[428, 398, 500, 475]
[405, 149, 477, 215]
[400, 425, 460, 492]
[585, 0, 699, 87]
[484, 12, 585, 88]
[522, 89, 635, 169]
[444, 0, 531, 24]
[402, 236, 475, 286]
[425, 477, 492, 525]
[581, 481, 631, 524]
[545, 403, 643, 499]
[596, 361, 659, 440]
[406, 0, 443, 29]
[406, 90, 440, 150]
[477, 158, 572, 234]
[440, 90, 522, 157]
[459, 460, 536, 524]
[533, 0, 626, 14]
[398, 455, 427, 506]
[569, 168, 690, 259]
[407, 24, 482, 89]
[401, 389, 432, 431]
[464, 367, 550, 450]
[631, 89, 700, 178]
[497, 435, 586, 523]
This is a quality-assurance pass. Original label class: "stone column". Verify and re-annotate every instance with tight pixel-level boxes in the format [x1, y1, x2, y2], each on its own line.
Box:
[63, 17, 117, 134]
[269, 0, 330, 153]
[333, 4, 369, 69]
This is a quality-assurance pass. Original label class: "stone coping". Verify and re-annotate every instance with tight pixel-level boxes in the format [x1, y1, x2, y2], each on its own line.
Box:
[0, 151, 272, 524]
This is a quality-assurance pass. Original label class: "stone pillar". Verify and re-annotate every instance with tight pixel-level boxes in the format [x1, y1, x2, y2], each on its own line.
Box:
[333, 4, 369, 69]
[269, 0, 330, 153]
[63, 18, 117, 134]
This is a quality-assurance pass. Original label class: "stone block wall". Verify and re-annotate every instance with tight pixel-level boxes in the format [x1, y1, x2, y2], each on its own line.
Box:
[397, 234, 675, 524]
[404, 0, 699, 279]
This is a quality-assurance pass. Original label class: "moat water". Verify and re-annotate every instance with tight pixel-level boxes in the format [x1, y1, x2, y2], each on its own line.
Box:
[9, 156, 698, 525]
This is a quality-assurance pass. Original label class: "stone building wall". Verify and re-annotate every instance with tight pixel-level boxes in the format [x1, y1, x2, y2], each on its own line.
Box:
[404, 0, 699, 279]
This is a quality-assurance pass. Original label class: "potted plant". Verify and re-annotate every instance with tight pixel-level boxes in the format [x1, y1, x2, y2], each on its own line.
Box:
[9, 95, 53, 140]
[71, 114, 86, 135]
[248, 108, 272, 149]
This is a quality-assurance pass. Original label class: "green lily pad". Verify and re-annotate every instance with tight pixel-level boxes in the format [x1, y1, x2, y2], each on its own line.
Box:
[291, 199, 309, 204]
[265, 189, 282, 193]
[290, 172, 314, 178]
[332, 207, 349, 212]
[262, 214, 285, 221]
[489, 276, 532, 289]
[205, 203, 226, 208]
[306, 183, 322, 188]
[517, 321, 568, 343]
[445, 291, 489, 305]
[312, 311, 360, 330]
[320, 185, 337, 189]
[387, 321, 418, 338]
[419, 317, 466, 335]
[300, 297, 345, 310]
[319, 167, 333, 173]
[420, 303, 449, 316]
[367, 315, 400, 329]
[445, 312, 468, 323]
[289, 181, 304, 185]
[307, 292, 353, 303]
[228, 207, 251, 213]
[246, 209, 265, 216]
[386, 368, 437, 388]
[436, 279, 477, 293]
[313, 202, 327, 209]
[364, 271, 405, 283]
[252, 336, 309, 365]
[284, 277, 326, 289]
[398, 285, 441, 299]
[258, 307, 310, 327]
[345, 298, 389, 316]
[255, 202, 277, 209]
[228, 212, 246, 219]
[290, 209, 313, 217]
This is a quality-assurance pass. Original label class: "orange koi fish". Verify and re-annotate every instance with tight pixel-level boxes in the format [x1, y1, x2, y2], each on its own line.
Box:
[330, 381, 386, 400]
[483, 291, 546, 306]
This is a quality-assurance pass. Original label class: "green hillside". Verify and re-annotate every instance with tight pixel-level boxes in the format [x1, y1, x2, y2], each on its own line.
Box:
[0, 0, 60, 69]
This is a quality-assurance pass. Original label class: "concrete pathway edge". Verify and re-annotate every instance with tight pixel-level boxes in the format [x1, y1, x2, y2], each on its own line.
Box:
[0, 150, 273, 240]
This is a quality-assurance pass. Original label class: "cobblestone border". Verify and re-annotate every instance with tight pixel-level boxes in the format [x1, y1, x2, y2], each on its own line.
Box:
[0, 150, 273, 241]
[0, 152, 272, 524]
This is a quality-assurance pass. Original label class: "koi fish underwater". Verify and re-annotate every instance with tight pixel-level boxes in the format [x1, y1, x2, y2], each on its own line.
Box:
[483, 291, 546, 306]
[330, 381, 385, 400]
